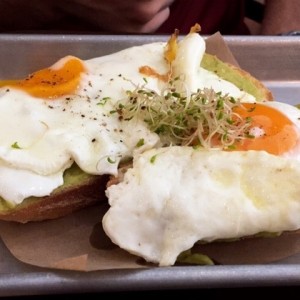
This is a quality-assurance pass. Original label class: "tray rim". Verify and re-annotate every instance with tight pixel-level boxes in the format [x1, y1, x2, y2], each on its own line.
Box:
[1, 264, 300, 296]
[0, 34, 299, 295]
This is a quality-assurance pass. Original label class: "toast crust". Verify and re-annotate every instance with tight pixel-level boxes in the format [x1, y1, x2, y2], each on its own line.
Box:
[0, 174, 109, 223]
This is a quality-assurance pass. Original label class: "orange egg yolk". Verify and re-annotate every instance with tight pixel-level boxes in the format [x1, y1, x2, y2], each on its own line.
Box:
[233, 102, 298, 156]
[0, 56, 85, 99]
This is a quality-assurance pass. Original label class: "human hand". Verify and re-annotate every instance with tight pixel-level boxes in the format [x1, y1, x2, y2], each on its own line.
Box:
[58, 0, 175, 33]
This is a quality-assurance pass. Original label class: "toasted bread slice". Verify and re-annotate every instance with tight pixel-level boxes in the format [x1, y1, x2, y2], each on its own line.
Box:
[0, 164, 109, 223]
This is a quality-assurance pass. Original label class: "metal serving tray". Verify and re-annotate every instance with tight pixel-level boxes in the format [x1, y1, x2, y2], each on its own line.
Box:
[0, 34, 299, 296]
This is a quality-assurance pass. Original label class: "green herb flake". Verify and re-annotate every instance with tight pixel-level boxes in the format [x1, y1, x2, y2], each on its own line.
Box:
[150, 155, 157, 164]
[136, 138, 145, 148]
[226, 144, 236, 150]
[11, 142, 21, 149]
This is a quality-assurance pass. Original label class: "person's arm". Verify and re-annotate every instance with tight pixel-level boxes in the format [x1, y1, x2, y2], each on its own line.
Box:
[0, 0, 174, 33]
[261, 0, 300, 35]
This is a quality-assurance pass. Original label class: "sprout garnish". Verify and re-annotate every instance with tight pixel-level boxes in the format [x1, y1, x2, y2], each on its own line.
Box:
[115, 80, 253, 150]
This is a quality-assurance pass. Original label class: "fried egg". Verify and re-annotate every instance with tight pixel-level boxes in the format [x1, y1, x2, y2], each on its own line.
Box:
[0, 54, 162, 205]
[103, 146, 300, 267]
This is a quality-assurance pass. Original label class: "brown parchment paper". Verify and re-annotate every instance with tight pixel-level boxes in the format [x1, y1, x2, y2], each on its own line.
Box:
[1, 32, 300, 271]
[0, 203, 145, 271]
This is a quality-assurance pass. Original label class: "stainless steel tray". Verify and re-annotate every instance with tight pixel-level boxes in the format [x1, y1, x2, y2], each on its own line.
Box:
[0, 34, 299, 296]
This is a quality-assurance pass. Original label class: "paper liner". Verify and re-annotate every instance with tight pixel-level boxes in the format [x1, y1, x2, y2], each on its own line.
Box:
[0, 203, 146, 271]
[1, 32, 299, 271]
[193, 231, 300, 265]
[204, 32, 239, 66]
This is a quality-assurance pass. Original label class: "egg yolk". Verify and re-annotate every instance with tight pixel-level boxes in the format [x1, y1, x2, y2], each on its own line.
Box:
[0, 56, 85, 99]
[233, 103, 298, 156]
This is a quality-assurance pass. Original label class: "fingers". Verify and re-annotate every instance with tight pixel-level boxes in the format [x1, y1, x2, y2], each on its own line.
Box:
[57, 0, 175, 33]
[128, 0, 174, 23]
[135, 5, 171, 33]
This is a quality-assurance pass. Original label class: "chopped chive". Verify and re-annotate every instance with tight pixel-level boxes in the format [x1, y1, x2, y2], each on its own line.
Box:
[11, 142, 21, 149]
[150, 155, 157, 164]
[136, 138, 145, 148]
